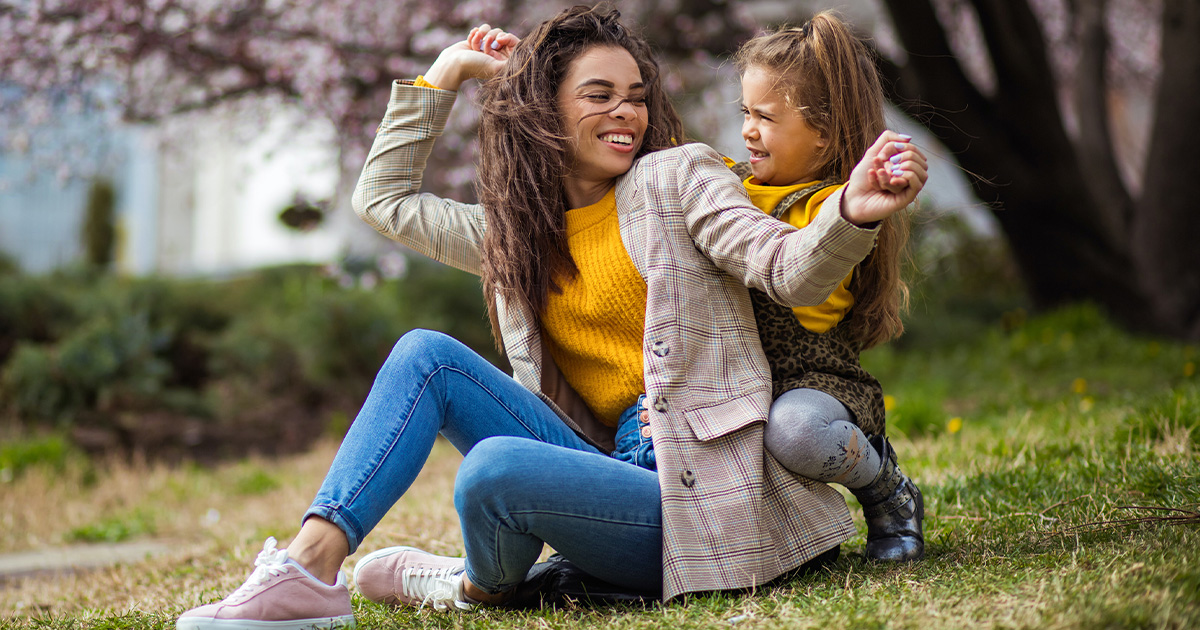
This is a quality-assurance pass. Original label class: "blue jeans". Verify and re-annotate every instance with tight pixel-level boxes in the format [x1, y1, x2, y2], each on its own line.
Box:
[305, 329, 662, 594]
[612, 394, 656, 470]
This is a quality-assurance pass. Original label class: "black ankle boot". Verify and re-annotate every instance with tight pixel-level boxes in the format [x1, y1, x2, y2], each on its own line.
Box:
[850, 434, 925, 562]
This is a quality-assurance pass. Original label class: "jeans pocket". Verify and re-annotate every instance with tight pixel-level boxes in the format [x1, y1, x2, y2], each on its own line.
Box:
[612, 395, 655, 471]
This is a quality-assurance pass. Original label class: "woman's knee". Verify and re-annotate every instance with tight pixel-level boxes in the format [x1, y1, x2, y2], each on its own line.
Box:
[380, 329, 479, 384]
[388, 328, 458, 364]
[454, 436, 531, 515]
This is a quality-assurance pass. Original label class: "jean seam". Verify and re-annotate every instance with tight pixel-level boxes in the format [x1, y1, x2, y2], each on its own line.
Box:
[506, 509, 661, 529]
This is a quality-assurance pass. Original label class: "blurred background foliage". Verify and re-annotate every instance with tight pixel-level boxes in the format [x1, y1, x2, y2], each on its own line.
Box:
[0, 254, 501, 461]
[2, 209, 1194, 465]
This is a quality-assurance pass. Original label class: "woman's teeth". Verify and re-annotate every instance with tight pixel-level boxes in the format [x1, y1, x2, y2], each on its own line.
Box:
[601, 133, 633, 146]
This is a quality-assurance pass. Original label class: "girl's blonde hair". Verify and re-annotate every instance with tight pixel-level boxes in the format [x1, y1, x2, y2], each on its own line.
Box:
[734, 11, 909, 349]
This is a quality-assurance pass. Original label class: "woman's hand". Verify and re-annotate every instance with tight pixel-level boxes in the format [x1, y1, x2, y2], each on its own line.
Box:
[840, 131, 929, 226]
[423, 25, 520, 91]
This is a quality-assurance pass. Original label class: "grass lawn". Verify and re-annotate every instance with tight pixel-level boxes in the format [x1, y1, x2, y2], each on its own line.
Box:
[1, 304, 1197, 629]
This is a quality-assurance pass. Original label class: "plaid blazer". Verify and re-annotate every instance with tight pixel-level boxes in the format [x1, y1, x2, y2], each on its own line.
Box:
[354, 82, 879, 600]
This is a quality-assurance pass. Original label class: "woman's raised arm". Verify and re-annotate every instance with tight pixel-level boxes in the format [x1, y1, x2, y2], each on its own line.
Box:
[350, 27, 518, 275]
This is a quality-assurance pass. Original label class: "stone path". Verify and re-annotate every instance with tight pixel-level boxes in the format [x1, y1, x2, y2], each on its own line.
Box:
[0, 541, 171, 581]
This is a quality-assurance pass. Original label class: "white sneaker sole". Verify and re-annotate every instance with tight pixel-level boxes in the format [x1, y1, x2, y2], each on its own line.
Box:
[177, 614, 356, 630]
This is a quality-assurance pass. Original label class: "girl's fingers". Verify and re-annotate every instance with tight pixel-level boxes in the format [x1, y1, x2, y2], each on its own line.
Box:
[885, 161, 928, 197]
[886, 150, 928, 173]
[880, 168, 908, 194]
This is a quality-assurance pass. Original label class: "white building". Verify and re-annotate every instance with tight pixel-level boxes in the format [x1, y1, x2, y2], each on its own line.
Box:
[1, 104, 347, 276]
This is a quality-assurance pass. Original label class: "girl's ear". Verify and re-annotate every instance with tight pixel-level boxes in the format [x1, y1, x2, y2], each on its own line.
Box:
[816, 133, 829, 149]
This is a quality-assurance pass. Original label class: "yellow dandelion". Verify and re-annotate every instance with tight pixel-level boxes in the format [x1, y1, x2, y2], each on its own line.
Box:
[1186, 362, 1196, 378]
[1071, 378, 1087, 394]
[1059, 332, 1074, 350]
[883, 395, 896, 411]
[947, 417, 963, 434]
[1079, 397, 1095, 412]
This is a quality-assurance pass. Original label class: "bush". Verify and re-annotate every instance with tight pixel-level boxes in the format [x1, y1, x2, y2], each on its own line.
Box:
[81, 179, 117, 269]
[0, 250, 19, 276]
[0, 275, 81, 365]
[0, 257, 499, 462]
[1, 312, 172, 425]
[0, 434, 75, 481]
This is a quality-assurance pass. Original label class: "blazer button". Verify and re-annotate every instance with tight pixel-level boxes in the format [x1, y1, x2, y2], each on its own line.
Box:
[638, 410, 650, 424]
[651, 341, 670, 357]
[653, 396, 668, 412]
[680, 470, 696, 487]
[640, 426, 652, 438]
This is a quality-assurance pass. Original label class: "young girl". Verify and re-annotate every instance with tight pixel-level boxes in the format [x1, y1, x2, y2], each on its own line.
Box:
[731, 13, 927, 562]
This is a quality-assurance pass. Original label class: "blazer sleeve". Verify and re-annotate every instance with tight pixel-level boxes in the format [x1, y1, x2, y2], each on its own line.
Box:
[351, 81, 487, 275]
[672, 143, 880, 308]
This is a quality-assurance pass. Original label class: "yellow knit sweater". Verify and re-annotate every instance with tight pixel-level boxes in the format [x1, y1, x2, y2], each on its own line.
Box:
[542, 188, 647, 426]
[742, 178, 855, 332]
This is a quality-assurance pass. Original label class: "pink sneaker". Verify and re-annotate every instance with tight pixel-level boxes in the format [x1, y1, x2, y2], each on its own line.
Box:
[177, 537, 356, 630]
[352, 546, 474, 611]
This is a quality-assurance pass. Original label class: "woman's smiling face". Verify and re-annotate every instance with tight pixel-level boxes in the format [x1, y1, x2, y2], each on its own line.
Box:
[556, 45, 649, 205]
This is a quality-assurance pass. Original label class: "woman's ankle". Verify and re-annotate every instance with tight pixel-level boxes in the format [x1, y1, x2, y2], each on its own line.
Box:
[285, 517, 350, 586]
[461, 574, 511, 606]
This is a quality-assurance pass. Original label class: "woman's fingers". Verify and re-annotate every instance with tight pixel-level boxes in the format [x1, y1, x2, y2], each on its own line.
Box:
[467, 24, 519, 57]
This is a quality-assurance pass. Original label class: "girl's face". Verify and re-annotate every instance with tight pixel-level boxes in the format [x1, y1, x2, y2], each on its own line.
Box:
[740, 65, 827, 186]
[556, 45, 649, 204]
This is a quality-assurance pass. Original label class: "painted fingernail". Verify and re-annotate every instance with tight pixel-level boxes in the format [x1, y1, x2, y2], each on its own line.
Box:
[480, 41, 487, 51]
[898, 134, 912, 141]
[893, 142, 907, 150]
[491, 41, 500, 49]
[892, 169, 907, 176]
[890, 154, 902, 165]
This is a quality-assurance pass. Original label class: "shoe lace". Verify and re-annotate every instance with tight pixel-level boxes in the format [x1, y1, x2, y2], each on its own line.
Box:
[400, 565, 473, 611]
[228, 537, 292, 602]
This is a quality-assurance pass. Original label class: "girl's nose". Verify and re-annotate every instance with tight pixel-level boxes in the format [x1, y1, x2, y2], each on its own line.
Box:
[742, 119, 757, 140]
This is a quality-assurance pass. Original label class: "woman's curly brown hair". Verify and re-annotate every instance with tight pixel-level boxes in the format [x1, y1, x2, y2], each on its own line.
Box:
[475, 4, 685, 350]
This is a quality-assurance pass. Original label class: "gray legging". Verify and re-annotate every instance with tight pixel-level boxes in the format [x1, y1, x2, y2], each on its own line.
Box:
[764, 388, 883, 489]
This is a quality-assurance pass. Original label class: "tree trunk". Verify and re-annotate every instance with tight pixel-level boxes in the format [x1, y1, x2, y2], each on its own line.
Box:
[1132, 0, 1200, 340]
[879, 0, 1155, 333]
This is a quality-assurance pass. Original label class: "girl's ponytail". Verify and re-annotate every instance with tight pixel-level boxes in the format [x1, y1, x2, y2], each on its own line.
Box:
[735, 11, 909, 349]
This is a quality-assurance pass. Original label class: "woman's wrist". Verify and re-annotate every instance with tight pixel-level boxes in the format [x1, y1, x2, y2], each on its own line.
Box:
[423, 50, 468, 91]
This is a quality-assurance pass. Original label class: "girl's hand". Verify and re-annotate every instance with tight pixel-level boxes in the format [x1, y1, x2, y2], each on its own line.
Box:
[423, 25, 520, 91]
[841, 131, 928, 225]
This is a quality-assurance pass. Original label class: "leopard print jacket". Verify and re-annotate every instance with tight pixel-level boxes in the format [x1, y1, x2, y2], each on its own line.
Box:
[731, 162, 886, 434]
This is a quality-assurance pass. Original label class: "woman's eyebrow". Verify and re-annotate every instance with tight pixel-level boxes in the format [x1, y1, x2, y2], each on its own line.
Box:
[575, 78, 645, 90]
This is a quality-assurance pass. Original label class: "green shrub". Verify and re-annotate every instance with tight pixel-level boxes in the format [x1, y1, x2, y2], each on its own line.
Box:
[1, 312, 174, 425]
[0, 275, 82, 365]
[0, 250, 18, 276]
[81, 179, 117, 269]
[68, 510, 156, 543]
[0, 434, 75, 481]
[0, 257, 506, 459]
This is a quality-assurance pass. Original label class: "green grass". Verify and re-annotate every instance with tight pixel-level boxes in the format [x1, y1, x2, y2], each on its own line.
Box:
[1, 303, 1197, 629]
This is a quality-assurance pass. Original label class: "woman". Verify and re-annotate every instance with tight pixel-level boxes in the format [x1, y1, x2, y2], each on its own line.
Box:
[177, 6, 922, 629]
